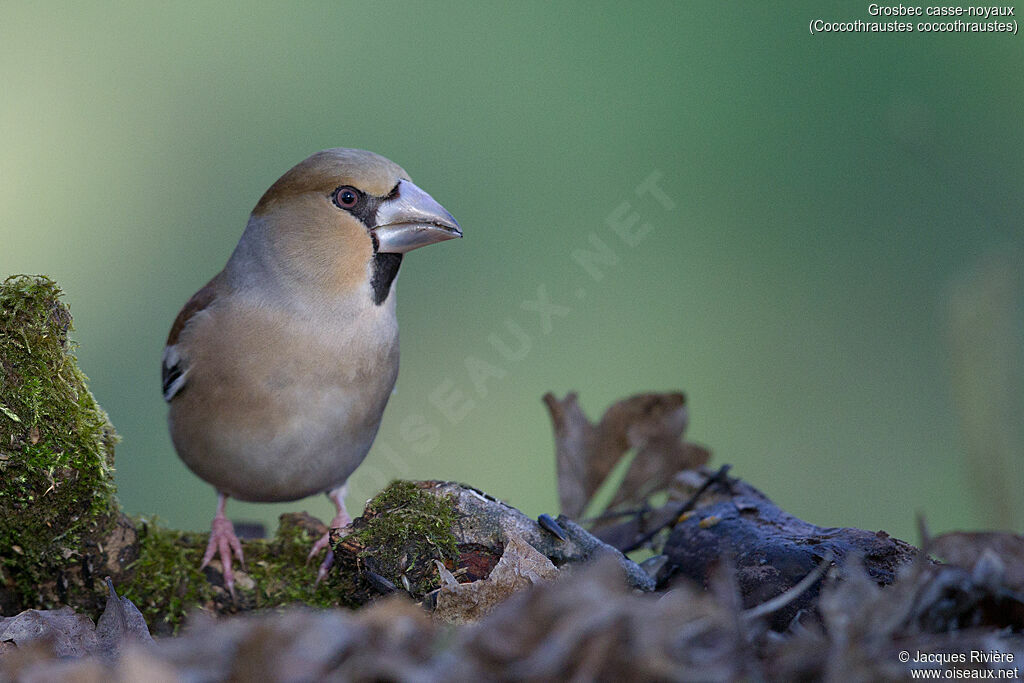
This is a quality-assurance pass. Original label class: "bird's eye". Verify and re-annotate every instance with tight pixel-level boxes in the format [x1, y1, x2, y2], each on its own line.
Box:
[332, 186, 360, 209]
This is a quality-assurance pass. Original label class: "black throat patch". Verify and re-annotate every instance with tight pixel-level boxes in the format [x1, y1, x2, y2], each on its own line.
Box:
[370, 252, 403, 305]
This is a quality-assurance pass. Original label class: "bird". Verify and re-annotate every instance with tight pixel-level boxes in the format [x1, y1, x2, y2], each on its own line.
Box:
[161, 148, 461, 594]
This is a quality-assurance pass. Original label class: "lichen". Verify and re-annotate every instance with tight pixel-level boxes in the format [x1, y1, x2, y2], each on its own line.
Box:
[0, 275, 118, 606]
[341, 481, 460, 598]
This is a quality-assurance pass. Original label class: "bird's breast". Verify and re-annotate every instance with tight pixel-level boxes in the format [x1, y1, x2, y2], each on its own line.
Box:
[170, 293, 400, 502]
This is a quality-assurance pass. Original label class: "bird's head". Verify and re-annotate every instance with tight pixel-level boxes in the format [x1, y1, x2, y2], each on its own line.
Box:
[240, 148, 461, 303]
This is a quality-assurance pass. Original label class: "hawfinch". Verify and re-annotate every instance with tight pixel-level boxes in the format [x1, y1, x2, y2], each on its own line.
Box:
[162, 148, 461, 593]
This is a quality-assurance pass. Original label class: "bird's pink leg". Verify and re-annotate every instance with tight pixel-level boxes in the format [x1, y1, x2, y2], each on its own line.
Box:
[308, 484, 352, 584]
[200, 492, 245, 599]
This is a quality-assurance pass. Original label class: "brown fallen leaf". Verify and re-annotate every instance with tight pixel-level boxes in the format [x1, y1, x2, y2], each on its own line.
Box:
[0, 608, 99, 659]
[432, 530, 558, 624]
[95, 577, 154, 661]
[543, 392, 710, 519]
[609, 438, 710, 512]
[543, 392, 597, 520]
[0, 579, 152, 664]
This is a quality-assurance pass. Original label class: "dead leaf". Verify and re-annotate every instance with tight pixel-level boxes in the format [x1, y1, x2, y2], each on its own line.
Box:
[0, 580, 152, 665]
[543, 392, 598, 520]
[609, 439, 710, 512]
[432, 530, 558, 624]
[0, 607, 99, 659]
[95, 578, 154, 660]
[544, 392, 710, 519]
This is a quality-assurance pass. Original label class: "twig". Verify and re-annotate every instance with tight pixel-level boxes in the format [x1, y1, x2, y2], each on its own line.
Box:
[742, 550, 834, 622]
[621, 464, 732, 553]
[581, 503, 652, 525]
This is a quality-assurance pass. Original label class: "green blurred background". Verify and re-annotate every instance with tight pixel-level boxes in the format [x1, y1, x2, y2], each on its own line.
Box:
[3, 2, 1022, 542]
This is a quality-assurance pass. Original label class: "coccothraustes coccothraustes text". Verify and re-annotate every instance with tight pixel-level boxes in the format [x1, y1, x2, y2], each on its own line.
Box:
[162, 148, 461, 593]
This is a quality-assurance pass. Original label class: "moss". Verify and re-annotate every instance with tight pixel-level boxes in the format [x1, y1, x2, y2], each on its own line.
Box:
[245, 513, 340, 611]
[120, 518, 216, 633]
[82, 483, 458, 631]
[0, 275, 118, 606]
[341, 481, 460, 599]
[123, 514, 343, 633]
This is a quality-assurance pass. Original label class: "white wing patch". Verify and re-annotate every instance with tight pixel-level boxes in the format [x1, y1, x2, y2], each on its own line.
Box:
[161, 344, 189, 402]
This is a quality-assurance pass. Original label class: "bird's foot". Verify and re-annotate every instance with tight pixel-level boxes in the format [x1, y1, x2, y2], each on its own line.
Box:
[308, 508, 352, 585]
[310, 536, 336, 586]
[201, 515, 245, 599]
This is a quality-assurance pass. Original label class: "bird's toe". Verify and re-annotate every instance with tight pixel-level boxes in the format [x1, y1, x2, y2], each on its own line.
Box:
[315, 550, 335, 586]
[201, 515, 245, 599]
[306, 530, 333, 564]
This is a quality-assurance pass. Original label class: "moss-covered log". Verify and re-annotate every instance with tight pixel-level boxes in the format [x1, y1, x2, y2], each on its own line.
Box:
[0, 275, 125, 615]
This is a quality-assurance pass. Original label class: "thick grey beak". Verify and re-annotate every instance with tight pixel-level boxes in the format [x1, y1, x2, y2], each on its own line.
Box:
[372, 179, 462, 254]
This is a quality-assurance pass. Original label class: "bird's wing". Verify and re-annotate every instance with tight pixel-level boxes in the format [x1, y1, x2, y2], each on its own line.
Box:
[162, 276, 221, 402]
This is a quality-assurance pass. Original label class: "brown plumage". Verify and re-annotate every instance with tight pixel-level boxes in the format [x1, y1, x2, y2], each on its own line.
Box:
[163, 148, 461, 593]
